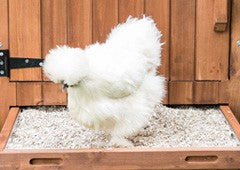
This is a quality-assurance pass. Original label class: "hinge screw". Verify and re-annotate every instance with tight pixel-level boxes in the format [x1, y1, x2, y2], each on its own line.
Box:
[0, 70, 4, 75]
[39, 62, 43, 66]
[0, 60, 3, 65]
[25, 59, 29, 63]
[0, 52, 3, 56]
[237, 40, 240, 46]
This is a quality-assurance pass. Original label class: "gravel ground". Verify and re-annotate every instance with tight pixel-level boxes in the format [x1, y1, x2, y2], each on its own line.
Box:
[6, 105, 240, 149]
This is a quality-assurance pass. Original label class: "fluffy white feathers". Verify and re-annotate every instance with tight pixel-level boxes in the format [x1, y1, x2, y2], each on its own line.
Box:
[43, 46, 89, 86]
[43, 16, 165, 147]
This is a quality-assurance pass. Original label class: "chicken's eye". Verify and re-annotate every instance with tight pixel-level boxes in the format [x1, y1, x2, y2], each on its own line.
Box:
[61, 81, 69, 91]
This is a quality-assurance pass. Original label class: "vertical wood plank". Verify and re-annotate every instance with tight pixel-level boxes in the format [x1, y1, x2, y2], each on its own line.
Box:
[170, 0, 195, 81]
[17, 83, 42, 106]
[0, 0, 16, 130]
[228, 76, 240, 121]
[218, 81, 229, 104]
[145, 0, 169, 79]
[195, 0, 229, 80]
[194, 82, 219, 104]
[227, 0, 240, 121]
[145, 0, 170, 104]
[0, 78, 16, 130]
[0, 0, 8, 50]
[68, 0, 92, 48]
[41, 0, 68, 105]
[9, 0, 42, 81]
[118, 0, 144, 23]
[43, 83, 67, 105]
[213, 0, 228, 32]
[42, 0, 67, 81]
[230, 0, 240, 78]
[92, 0, 118, 43]
[169, 82, 193, 104]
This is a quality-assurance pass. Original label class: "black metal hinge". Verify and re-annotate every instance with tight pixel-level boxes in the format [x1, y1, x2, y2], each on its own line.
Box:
[0, 50, 43, 77]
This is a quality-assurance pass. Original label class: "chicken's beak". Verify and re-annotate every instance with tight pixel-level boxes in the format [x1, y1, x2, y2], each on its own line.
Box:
[61, 83, 69, 92]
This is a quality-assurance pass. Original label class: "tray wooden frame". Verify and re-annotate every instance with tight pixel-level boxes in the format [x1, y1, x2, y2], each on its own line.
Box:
[0, 106, 240, 169]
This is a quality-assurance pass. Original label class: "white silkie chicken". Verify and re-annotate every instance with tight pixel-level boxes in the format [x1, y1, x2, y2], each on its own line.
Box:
[43, 17, 165, 147]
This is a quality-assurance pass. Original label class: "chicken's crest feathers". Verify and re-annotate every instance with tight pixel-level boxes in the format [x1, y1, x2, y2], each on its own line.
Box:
[106, 16, 163, 70]
[43, 45, 89, 86]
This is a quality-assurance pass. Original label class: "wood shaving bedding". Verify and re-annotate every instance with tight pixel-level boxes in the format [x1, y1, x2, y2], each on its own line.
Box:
[6, 105, 240, 149]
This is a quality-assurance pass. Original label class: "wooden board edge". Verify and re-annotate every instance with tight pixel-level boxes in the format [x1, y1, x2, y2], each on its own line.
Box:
[220, 105, 240, 140]
[0, 107, 19, 151]
[1, 148, 240, 169]
[3, 146, 240, 153]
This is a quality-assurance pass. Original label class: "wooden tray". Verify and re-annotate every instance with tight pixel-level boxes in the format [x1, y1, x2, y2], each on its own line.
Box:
[0, 106, 240, 169]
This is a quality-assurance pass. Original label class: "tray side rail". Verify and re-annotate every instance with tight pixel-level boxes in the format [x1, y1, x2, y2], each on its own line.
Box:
[0, 107, 19, 151]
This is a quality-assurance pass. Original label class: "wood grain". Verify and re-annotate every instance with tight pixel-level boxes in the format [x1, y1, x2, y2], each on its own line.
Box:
[0, 108, 19, 151]
[1, 148, 240, 169]
[17, 83, 42, 106]
[170, 0, 195, 81]
[213, 0, 228, 32]
[220, 105, 240, 140]
[0, 0, 16, 131]
[195, 0, 229, 80]
[43, 83, 67, 105]
[68, 0, 92, 48]
[218, 81, 229, 104]
[145, 0, 170, 80]
[0, 0, 8, 50]
[227, 0, 240, 121]
[145, 0, 170, 104]
[42, 0, 67, 81]
[0, 78, 16, 130]
[118, 0, 144, 23]
[9, 0, 42, 81]
[92, 0, 118, 43]
[228, 76, 240, 121]
[194, 81, 219, 104]
[230, 0, 240, 78]
[169, 82, 193, 104]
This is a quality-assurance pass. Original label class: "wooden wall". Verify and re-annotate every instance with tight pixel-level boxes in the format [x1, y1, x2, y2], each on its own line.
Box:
[0, 0, 239, 129]
[227, 0, 240, 121]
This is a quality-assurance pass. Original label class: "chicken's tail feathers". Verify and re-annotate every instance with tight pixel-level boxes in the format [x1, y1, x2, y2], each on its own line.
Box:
[107, 16, 164, 70]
